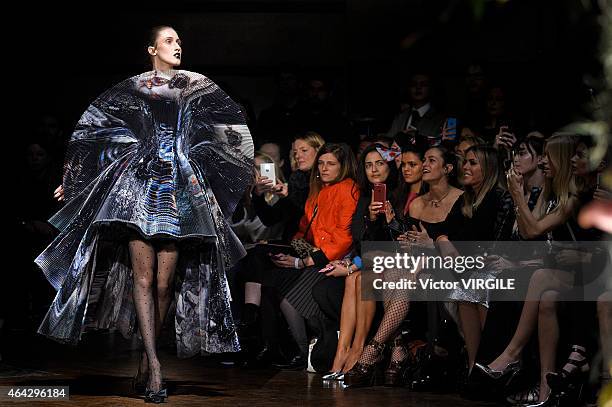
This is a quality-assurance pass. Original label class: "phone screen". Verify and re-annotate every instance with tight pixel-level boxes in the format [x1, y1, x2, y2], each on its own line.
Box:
[445, 117, 457, 140]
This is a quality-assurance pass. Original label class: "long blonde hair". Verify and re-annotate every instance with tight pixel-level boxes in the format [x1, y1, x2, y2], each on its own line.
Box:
[534, 133, 578, 219]
[461, 145, 499, 218]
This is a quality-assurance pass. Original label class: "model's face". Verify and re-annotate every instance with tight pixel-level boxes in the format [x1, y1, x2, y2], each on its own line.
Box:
[422, 148, 448, 183]
[293, 139, 317, 171]
[570, 142, 590, 177]
[462, 150, 483, 189]
[514, 142, 539, 175]
[401, 151, 423, 185]
[148, 27, 182, 69]
[318, 153, 341, 184]
[364, 151, 390, 185]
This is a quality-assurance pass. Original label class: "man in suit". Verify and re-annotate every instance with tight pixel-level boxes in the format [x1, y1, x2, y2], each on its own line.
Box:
[387, 72, 446, 147]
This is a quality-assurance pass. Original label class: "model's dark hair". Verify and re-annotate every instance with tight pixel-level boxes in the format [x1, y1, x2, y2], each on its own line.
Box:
[147, 25, 174, 48]
[146, 25, 175, 68]
[356, 143, 399, 198]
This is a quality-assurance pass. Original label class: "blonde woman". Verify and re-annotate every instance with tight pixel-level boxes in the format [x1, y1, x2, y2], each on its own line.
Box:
[475, 134, 580, 406]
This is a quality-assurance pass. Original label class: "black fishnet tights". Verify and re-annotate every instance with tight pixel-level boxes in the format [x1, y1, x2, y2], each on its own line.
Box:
[358, 299, 410, 365]
[129, 239, 178, 392]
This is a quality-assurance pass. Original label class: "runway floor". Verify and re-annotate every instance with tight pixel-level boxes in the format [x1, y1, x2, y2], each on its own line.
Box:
[0, 330, 497, 406]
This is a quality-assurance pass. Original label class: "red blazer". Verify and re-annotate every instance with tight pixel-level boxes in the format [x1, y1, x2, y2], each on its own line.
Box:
[294, 178, 359, 262]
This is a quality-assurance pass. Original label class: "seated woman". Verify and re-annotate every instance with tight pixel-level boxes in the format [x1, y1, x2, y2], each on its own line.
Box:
[431, 145, 503, 374]
[314, 143, 401, 378]
[240, 132, 324, 333]
[230, 151, 286, 244]
[344, 146, 463, 387]
[474, 133, 581, 406]
[261, 143, 360, 368]
[541, 135, 610, 404]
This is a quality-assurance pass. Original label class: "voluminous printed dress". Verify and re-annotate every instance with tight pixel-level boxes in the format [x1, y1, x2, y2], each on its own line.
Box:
[35, 70, 254, 357]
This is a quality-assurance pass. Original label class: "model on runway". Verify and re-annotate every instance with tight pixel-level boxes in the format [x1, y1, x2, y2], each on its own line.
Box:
[35, 26, 254, 403]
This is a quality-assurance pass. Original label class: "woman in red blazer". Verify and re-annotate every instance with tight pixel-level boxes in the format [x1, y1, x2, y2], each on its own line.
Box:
[266, 143, 359, 368]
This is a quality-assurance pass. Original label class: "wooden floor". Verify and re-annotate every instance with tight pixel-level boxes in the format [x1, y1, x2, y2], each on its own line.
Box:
[0, 330, 497, 406]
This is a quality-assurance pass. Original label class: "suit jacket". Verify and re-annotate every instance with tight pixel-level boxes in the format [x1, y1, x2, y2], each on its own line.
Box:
[386, 106, 446, 147]
[294, 178, 359, 265]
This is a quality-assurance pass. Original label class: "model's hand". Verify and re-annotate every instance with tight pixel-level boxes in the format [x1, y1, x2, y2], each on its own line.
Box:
[53, 185, 64, 201]
[254, 176, 275, 196]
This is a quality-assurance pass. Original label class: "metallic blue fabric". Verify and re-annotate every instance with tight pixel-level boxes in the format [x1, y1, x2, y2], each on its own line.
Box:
[35, 70, 254, 356]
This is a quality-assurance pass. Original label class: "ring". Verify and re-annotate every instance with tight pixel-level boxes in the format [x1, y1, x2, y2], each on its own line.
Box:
[411, 238, 416, 242]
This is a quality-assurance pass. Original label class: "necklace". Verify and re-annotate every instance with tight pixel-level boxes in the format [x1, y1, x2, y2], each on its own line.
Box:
[424, 189, 451, 207]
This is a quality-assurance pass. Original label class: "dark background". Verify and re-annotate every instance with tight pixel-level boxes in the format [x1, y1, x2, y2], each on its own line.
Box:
[10, 0, 604, 145]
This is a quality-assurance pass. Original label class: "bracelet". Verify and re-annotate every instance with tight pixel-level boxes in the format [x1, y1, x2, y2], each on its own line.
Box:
[300, 258, 306, 268]
[294, 257, 299, 269]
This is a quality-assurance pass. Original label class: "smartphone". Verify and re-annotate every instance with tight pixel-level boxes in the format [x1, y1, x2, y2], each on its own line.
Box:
[372, 183, 386, 212]
[319, 264, 335, 273]
[259, 163, 276, 186]
[445, 117, 457, 141]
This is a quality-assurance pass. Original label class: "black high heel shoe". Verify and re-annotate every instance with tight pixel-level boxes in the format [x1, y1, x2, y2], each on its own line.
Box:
[546, 345, 590, 393]
[473, 359, 521, 386]
[384, 334, 411, 387]
[343, 339, 386, 388]
[144, 387, 168, 404]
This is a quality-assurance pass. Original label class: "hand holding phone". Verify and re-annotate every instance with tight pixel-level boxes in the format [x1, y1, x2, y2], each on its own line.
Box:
[259, 163, 276, 186]
[442, 117, 457, 141]
[372, 183, 386, 213]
